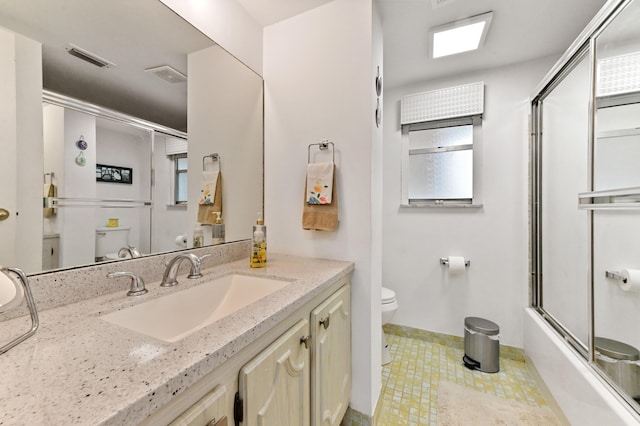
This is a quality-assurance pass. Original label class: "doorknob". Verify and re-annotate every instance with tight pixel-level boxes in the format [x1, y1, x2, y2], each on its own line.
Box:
[0, 208, 9, 221]
[300, 335, 310, 349]
[319, 315, 330, 330]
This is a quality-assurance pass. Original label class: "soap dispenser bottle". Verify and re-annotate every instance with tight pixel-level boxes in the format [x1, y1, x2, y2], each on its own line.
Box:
[212, 212, 225, 245]
[250, 212, 267, 268]
[193, 225, 204, 248]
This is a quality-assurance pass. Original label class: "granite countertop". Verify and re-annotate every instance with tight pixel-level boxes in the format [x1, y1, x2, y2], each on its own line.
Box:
[0, 254, 353, 425]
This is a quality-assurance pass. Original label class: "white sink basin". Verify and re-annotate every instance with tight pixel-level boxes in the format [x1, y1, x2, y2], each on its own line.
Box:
[102, 274, 291, 342]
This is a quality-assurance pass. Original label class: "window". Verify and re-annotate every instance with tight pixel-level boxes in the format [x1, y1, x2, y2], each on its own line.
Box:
[400, 82, 484, 207]
[173, 154, 188, 205]
[401, 115, 481, 206]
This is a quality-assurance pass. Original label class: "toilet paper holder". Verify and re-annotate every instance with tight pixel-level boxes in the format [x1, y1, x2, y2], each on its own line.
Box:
[605, 270, 627, 283]
[440, 257, 470, 267]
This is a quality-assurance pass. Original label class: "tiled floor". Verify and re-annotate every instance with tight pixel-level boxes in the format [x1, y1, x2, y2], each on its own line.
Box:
[377, 332, 557, 425]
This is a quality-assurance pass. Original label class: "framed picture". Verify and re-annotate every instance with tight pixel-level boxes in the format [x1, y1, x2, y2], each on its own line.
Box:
[96, 164, 133, 184]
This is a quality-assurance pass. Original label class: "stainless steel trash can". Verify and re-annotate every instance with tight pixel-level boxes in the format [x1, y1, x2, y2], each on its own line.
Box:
[463, 316, 500, 373]
[595, 337, 640, 401]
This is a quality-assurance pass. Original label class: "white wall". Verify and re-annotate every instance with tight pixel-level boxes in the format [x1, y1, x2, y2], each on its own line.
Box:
[382, 56, 558, 348]
[44, 106, 98, 268]
[43, 104, 64, 237]
[95, 121, 152, 254]
[159, 0, 263, 76]
[152, 133, 188, 253]
[187, 44, 263, 247]
[15, 34, 44, 273]
[264, 0, 381, 416]
[0, 28, 43, 273]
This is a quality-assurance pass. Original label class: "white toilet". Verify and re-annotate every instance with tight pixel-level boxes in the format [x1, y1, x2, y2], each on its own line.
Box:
[381, 287, 399, 365]
[95, 227, 131, 261]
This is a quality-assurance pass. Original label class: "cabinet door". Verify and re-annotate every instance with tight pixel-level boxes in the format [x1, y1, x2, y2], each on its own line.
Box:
[239, 319, 310, 426]
[311, 284, 351, 426]
[42, 237, 60, 270]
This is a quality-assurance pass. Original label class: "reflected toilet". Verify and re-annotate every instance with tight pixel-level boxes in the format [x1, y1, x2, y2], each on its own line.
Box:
[382, 287, 399, 365]
[95, 227, 130, 261]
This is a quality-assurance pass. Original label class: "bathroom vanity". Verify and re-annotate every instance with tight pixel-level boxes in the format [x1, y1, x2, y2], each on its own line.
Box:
[0, 248, 353, 425]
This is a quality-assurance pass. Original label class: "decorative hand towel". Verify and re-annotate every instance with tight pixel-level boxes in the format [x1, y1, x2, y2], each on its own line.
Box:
[303, 166, 338, 231]
[198, 167, 223, 224]
[306, 162, 334, 205]
[43, 183, 56, 218]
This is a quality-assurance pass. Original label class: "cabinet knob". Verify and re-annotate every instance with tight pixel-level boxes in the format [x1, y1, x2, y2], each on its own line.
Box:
[300, 335, 310, 349]
[319, 315, 330, 330]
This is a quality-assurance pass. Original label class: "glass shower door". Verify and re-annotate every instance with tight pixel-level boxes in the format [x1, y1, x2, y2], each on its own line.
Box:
[537, 50, 592, 350]
[592, 0, 640, 405]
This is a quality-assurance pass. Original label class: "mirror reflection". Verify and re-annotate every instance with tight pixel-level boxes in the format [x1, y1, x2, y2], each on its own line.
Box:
[0, 0, 263, 274]
[593, 0, 640, 406]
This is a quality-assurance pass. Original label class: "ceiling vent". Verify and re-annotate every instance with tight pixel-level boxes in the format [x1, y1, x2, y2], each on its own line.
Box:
[145, 65, 187, 83]
[431, 0, 457, 9]
[66, 44, 115, 68]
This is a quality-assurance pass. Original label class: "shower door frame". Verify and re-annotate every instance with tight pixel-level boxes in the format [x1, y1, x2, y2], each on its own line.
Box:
[530, 0, 640, 415]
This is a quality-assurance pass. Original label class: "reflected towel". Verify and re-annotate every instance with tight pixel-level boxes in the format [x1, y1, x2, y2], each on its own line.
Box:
[198, 173, 222, 224]
[306, 162, 334, 205]
[199, 169, 219, 206]
[303, 167, 338, 231]
[43, 183, 56, 218]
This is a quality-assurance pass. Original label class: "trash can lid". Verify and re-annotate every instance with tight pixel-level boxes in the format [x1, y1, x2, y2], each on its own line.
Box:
[595, 337, 640, 361]
[465, 317, 499, 335]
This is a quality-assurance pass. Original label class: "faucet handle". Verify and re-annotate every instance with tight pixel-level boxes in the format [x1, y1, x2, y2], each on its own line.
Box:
[184, 253, 210, 279]
[118, 245, 141, 258]
[107, 271, 148, 296]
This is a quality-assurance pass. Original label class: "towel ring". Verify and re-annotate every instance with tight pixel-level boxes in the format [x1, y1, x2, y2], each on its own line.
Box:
[308, 141, 335, 164]
[202, 153, 220, 171]
[0, 267, 39, 355]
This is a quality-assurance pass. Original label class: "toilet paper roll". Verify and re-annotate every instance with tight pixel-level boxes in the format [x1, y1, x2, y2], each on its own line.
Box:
[448, 256, 466, 275]
[620, 269, 640, 293]
[175, 235, 188, 248]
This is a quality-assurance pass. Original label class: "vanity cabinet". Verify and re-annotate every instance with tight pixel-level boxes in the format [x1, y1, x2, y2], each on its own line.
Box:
[237, 284, 351, 426]
[239, 319, 311, 426]
[42, 234, 59, 270]
[143, 280, 351, 426]
[310, 284, 350, 426]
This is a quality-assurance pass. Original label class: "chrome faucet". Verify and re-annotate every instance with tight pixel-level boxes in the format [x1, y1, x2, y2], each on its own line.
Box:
[161, 253, 210, 287]
[118, 245, 141, 259]
[106, 271, 148, 296]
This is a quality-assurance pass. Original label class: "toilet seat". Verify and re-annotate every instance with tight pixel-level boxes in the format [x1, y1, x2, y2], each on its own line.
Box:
[382, 287, 396, 305]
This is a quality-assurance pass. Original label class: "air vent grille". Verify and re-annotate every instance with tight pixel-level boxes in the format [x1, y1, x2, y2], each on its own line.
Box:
[66, 44, 114, 68]
[145, 65, 187, 83]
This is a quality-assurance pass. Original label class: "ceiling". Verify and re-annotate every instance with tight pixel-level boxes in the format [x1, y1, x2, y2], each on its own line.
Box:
[0, 0, 213, 131]
[235, 0, 334, 26]
[0, 0, 612, 129]
[237, 0, 609, 89]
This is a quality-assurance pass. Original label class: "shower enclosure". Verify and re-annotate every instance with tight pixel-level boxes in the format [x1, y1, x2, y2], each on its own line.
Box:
[530, 0, 640, 416]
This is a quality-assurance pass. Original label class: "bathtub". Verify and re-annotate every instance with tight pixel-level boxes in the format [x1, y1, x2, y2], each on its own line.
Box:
[524, 308, 640, 425]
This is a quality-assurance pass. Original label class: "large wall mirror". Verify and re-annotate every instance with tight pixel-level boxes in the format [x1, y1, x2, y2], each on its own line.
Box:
[0, 0, 263, 274]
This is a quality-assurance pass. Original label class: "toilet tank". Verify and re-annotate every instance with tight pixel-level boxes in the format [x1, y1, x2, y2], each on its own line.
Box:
[95, 227, 130, 260]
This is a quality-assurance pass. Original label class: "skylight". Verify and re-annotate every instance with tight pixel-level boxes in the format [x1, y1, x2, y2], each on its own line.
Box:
[430, 12, 493, 59]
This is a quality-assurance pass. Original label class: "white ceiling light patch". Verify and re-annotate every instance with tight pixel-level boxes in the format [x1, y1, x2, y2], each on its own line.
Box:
[430, 11, 493, 59]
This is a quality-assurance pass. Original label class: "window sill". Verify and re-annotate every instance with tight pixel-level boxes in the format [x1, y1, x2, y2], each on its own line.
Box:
[400, 203, 483, 209]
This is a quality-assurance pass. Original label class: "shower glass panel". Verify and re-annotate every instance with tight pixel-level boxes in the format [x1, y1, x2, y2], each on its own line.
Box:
[539, 51, 591, 348]
[593, 0, 640, 404]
